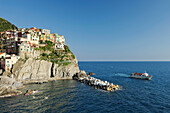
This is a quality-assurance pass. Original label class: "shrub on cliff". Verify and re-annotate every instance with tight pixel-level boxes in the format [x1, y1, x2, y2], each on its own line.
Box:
[36, 40, 54, 51]
[72, 54, 75, 59]
[64, 45, 71, 53]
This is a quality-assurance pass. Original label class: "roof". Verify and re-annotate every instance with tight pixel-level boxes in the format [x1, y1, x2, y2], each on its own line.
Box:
[0, 52, 5, 55]
[134, 73, 143, 75]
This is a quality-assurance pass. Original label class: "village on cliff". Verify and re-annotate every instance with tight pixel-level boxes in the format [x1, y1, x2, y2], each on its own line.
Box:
[0, 27, 65, 72]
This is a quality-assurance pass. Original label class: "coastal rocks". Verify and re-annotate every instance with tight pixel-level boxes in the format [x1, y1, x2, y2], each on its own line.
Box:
[24, 89, 39, 96]
[0, 76, 23, 88]
[0, 76, 23, 98]
[2, 71, 11, 77]
[77, 76, 120, 91]
[12, 81, 23, 88]
[0, 85, 22, 98]
[0, 76, 16, 85]
[89, 72, 95, 75]
[73, 70, 120, 91]
[73, 70, 88, 80]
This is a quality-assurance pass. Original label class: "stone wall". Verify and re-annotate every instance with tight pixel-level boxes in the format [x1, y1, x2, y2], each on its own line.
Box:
[18, 49, 41, 59]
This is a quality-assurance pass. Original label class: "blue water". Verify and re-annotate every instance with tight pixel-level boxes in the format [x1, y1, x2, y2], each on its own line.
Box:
[0, 62, 170, 113]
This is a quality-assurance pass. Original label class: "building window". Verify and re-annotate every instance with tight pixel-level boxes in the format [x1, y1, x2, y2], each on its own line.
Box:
[27, 49, 28, 52]
[7, 61, 9, 63]
[21, 48, 22, 51]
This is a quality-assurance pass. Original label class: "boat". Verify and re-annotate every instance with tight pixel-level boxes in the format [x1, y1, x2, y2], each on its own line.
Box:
[130, 72, 152, 80]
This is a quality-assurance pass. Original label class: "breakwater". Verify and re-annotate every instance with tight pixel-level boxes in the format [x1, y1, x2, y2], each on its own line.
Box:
[77, 76, 120, 91]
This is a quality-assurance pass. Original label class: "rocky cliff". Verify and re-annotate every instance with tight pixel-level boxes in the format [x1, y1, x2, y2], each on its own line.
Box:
[0, 47, 80, 97]
[12, 57, 79, 83]
[11, 46, 80, 83]
[0, 41, 80, 96]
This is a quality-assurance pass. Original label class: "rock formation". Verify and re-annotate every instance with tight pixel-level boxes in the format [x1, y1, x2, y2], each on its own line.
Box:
[0, 47, 80, 97]
[89, 72, 95, 75]
[11, 58, 79, 83]
[0, 76, 23, 98]
[75, 76, 120, 91]
[10, 47, 80, 83]
[24, 89, 39, 96]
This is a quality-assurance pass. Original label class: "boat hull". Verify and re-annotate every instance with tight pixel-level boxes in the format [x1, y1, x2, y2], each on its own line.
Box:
[130, 75, 152, 80]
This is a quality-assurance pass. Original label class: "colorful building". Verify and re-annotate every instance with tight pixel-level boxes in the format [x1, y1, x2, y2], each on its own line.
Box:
[0, 53, 6, 58]
[41, 29, 50, 34]
[19, 41, 34, 53]
[0, 54, 20, 71]
[39, 33, 46, 43]
[53, 33, 65, 43]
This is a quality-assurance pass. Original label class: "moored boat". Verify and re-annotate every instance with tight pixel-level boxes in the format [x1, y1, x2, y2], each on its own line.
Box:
[130, 72, 152, 80]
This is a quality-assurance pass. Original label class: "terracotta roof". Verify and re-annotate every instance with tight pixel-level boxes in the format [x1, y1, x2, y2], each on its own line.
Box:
[0, 53, 5, 55]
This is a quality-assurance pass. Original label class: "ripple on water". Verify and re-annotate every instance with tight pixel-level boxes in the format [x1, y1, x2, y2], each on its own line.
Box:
[1, 62, 170, 112]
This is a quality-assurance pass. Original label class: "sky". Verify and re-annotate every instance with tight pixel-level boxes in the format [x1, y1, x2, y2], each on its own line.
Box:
[0, 0, 170, 61]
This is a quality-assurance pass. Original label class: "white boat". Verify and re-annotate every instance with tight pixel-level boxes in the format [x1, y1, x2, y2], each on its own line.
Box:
[130, 72, 152, 80]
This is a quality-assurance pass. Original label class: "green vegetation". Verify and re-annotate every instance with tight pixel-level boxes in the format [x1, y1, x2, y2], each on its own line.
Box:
[64, 45, 76, 59]
[35, 41, 54, 51]
[63, 62, 71, 66]
[72, 54, 75, 59]
[64, 45, 71, 53]
[34, 40, 76, 66]
[38, 50, 73, 66]
[0, 17, 18, 32]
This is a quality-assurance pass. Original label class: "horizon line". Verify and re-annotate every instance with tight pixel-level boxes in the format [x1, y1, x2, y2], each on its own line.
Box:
[78, 60, 170, 62]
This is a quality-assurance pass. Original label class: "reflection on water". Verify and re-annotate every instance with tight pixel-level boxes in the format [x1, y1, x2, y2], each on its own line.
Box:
[0, 80, 78, 112]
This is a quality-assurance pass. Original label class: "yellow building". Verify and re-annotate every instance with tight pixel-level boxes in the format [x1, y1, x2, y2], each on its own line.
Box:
[45, 34, 50, 41]
[50, 34, 54, 42]
[39, 33, 46, 43]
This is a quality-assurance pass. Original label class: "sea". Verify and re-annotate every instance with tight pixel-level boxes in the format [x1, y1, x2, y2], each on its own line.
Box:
[0, 61, 170, 113]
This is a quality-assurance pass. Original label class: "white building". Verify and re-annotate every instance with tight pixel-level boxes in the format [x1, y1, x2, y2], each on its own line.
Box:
[58, 35, 65, 43]
[41, 29, 50, 34]
[22, 34, 31, 41]
[31, 35, 39, 44]
[19, 41, 34, 53]
[5, 54, 20, 71]
[55, 43, 65, 50]
[22, 33, 39, 45]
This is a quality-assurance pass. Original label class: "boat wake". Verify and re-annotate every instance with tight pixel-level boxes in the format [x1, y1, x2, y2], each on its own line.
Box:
[114, 73, 129, 77]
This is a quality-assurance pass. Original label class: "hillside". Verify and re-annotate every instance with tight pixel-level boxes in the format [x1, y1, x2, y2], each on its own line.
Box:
[0, 17, 18, 32]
